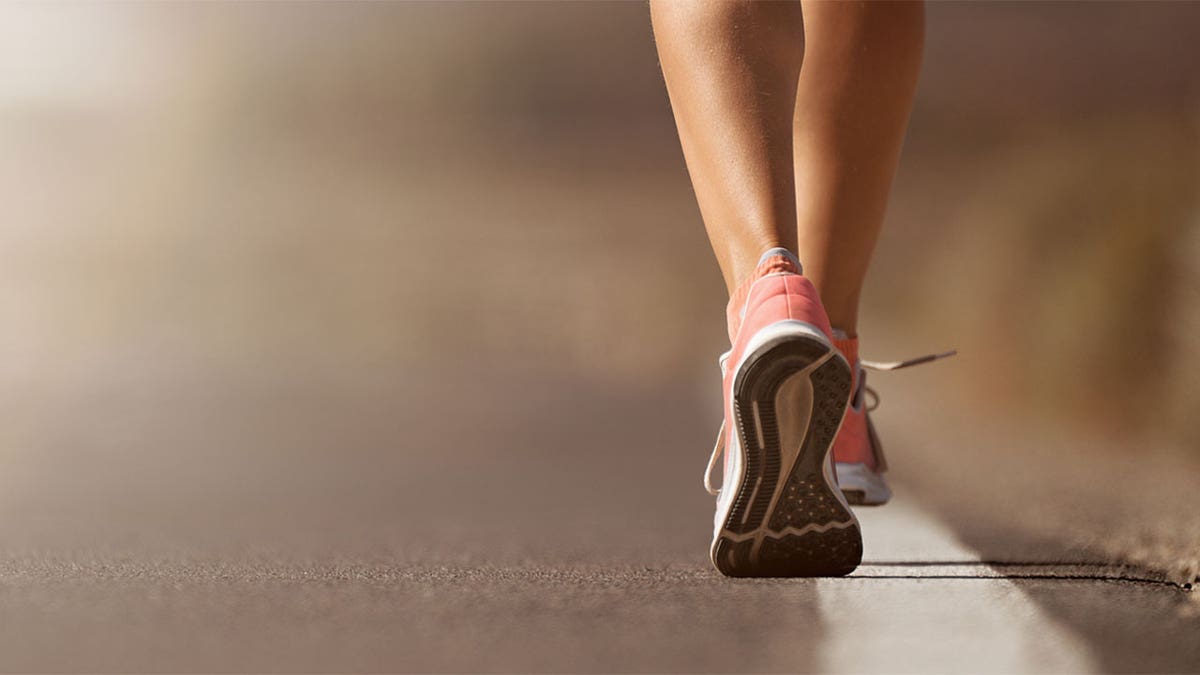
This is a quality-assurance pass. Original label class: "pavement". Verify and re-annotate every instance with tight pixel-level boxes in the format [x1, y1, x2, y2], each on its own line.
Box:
[0, 366, 1197, 673]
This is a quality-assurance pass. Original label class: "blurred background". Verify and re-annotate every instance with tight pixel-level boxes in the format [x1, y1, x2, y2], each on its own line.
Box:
[1, 1, 1198, 582]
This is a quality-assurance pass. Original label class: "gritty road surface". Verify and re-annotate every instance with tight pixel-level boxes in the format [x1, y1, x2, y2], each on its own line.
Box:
[0, 369, 1196, 673]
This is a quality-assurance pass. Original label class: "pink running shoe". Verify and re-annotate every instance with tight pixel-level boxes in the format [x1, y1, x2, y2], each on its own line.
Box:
[830, 335, 956, 506]
[704, 248, 860, 577]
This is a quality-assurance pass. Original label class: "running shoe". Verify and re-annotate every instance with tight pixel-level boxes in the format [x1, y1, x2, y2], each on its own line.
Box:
[704, 248, 860, 577]
[830, 336, 956, 506]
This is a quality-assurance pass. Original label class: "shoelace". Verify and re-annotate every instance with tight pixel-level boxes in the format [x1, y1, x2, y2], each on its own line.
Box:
[703, 348, 957, 496]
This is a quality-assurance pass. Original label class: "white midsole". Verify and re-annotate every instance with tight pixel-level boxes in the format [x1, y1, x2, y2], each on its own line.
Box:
[835, 462, 892, 505]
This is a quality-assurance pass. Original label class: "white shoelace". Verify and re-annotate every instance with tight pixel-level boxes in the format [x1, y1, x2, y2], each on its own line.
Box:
[703, 348, 957, 496]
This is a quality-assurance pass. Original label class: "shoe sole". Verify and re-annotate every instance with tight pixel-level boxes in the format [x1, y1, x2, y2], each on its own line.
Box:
[836, 463, 892, 507]
[841, 490, 870, 506]
[711, 326, 861, 577]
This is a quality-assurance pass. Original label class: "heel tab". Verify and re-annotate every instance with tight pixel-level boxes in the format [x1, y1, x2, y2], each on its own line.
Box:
[756, 247, 802, 275]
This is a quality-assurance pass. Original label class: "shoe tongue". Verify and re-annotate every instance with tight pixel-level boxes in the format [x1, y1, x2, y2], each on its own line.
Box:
[725, 248, 802, 342]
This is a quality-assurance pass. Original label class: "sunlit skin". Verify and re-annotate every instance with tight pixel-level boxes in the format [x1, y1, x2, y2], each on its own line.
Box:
[651, 0, 925, 336]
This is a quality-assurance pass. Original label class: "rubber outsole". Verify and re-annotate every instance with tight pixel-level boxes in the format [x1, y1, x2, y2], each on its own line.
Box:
[842, 489, 868, 506]
[712, 333, 861, 577]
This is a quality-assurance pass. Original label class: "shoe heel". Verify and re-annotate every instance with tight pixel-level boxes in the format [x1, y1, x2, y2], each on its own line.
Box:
[712, 327, 861, 577]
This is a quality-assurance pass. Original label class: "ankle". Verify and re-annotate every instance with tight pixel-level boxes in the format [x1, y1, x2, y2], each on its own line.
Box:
[725, 247, 803, 341]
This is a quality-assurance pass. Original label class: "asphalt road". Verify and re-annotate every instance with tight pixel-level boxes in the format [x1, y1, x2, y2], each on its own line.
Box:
[0, 367, 1196, 672]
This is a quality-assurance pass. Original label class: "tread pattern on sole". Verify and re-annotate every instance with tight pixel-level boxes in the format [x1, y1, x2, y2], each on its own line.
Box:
[712, 334, 862, 578]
